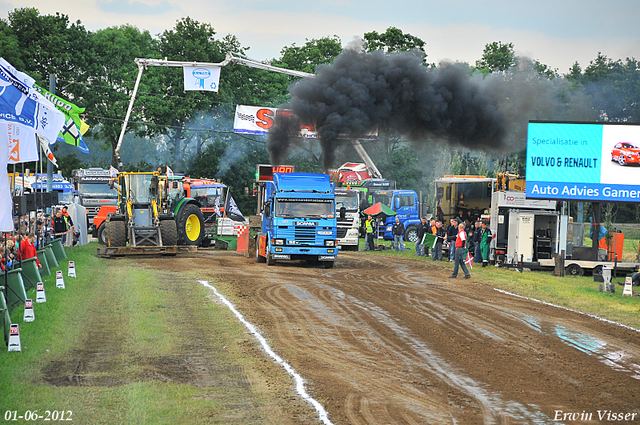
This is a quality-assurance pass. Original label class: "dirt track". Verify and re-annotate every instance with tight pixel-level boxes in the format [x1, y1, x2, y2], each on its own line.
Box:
[148, 251, 640, 424]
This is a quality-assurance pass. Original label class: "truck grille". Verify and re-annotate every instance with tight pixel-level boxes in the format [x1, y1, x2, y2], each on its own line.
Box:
[337, 217, 354, 226]
[337, 228, 347, 238]
[295, 226, 316, 244]
[86, 206, 100, 216]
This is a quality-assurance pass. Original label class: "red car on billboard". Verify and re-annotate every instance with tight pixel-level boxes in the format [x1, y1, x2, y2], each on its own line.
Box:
[611, 142, 640, 165]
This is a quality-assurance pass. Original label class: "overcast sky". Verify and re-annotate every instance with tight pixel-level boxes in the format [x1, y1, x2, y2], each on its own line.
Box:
[2, 0, 639, 74]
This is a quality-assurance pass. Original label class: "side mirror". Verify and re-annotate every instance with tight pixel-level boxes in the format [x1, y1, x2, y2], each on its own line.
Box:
[395, 197, 400, 209]
[264, 201, 271, 218]
[339, 206, 346, 220]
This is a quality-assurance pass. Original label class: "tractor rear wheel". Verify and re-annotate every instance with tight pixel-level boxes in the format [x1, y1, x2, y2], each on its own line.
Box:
[108, 220, 127, 247]
[160, 219, 178, 246]
[177, 204, 205, 246]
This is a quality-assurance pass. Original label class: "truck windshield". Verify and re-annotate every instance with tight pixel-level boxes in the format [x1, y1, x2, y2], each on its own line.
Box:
[78, 182, 117, 196]
[372, 193, 391, 208]
[275, 199, 335, 218]
[58, 191, 74, 204]
[191, 187, 224, 208]
[335, 193, 359, 211]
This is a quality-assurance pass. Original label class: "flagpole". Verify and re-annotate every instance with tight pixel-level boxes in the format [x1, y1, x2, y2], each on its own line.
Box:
[46, 74, 55, 195]
[222, 188, 230, 234]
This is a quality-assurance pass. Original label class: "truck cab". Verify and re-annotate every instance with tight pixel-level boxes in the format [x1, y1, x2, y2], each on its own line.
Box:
[71, 168, 118, 229]
[371, 190, 421, 242]
[256, 173, 338, 267]
[335, 188, 360, 251]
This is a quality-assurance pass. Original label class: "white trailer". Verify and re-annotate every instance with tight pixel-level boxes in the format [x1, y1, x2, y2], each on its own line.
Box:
[491, 190, 640, 276]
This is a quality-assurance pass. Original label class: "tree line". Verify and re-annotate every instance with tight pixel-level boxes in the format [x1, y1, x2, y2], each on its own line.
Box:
[2, 8, 639, 221]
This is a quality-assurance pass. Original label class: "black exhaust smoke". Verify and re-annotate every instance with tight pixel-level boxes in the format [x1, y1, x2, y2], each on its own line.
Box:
[268, 49, 506, 169]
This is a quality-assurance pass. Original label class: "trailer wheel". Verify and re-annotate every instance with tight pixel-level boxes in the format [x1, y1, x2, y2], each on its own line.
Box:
[160, 219, 177, 246]
[592, 265, 603, 277]
[97, 222, 107, 245]
[255, 237, 266, 263]
[565, 263, 584, 276]
[405, 225, 418, 243]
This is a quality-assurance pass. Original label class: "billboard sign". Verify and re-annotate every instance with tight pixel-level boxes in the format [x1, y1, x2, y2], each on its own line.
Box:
[526, 121, 640, 202]
[233, 105, 378, 139]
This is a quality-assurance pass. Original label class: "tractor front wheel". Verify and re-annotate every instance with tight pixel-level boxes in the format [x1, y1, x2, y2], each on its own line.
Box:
[107, 220, 127, 247]
[177, 204, 205, 246]
[160, 219, 178, 246]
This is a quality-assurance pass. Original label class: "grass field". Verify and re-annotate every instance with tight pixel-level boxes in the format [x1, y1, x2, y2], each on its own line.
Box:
[1, 244, 296, 425]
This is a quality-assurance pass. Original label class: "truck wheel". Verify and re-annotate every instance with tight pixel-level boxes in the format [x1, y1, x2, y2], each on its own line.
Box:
[565, 263, 584, 276]
[97, 222, 107, 245]
[108, 220, 126, 247]
[266, 249, 276, 266]
[405, 225, 418, 243]
[255, 237, 266, 263]
[177, 204, 204, 246]
[160, 219, 177, 246]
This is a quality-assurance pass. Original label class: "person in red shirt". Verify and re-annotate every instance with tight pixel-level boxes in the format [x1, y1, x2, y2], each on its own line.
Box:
[448, 223, 471, 279]
[19, 232, 41, 268]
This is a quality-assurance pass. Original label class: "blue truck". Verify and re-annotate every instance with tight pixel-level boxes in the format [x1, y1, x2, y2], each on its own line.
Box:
[371, 189, 422, 242]
[255, 173, 338, 268]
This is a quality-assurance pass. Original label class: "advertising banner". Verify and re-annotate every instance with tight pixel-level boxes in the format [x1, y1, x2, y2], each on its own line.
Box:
[526, 121, 640, 202]
[234, 105, 276, 135]
[183, 66, 221, 92]
[233, 105, 378, 139]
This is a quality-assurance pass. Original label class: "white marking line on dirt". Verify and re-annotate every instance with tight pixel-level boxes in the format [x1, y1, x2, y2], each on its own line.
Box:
[494, 288, 640, 334]
[197, 280, 334, 425]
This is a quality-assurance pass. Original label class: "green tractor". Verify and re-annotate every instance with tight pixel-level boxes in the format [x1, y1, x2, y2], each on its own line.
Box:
[106, 171, 177, 247]
[162, 176, 211, 246]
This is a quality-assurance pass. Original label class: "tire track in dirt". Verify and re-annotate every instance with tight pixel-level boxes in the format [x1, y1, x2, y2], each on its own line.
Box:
[151, 251, 640, 424]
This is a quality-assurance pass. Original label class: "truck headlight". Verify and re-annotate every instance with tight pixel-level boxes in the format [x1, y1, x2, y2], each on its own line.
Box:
[325, 240, 336, 247]
[274, 238, 285, 246]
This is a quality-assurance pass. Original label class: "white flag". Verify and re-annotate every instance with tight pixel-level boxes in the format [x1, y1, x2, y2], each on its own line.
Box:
[166, 166, 174, 177]
[183, 66, 221, 92]
[6, 122, 37, 164]
[38, 135, 57, 167]
[0, 126, 14, 231]
[109, 165, 119, 178]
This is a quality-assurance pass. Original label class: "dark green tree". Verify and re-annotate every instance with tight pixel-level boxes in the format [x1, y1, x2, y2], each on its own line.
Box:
[81, 25, 158, 166]
[0, 19, 23, 69]
[4, 8, 92, 87]
[363, 27, 427, 61]
[475, 41, 517, 74]
[273, 36, 343, 74]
